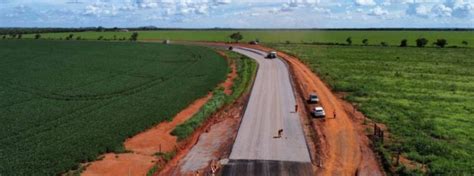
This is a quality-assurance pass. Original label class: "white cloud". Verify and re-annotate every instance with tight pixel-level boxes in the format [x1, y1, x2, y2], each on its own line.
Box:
[406, 3, 431, 17]
[83, 3, 117, 17]
[404, 0, 473, 19]
[314, 6, 331, 14]
[212, 0, 231, 5]
[369, 6, 388, 16]
[1, 0, 473, 28]
[136, 0, 158, 9]
[432, 4, 452, 17]
[444, 0, 474, 18]
[355, 0, 376, 6]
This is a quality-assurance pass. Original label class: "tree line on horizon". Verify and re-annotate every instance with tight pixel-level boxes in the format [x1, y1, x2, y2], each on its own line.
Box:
[227, 32, 469, 48]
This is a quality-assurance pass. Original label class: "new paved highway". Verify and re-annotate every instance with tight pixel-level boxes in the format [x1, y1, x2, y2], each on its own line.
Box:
[222, 47, 313, 175]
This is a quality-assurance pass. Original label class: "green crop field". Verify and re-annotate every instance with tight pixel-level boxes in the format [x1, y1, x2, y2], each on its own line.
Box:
[21, 30, 474, 47]
[273, 44, 474, 174]
[0, 40, 228, 175]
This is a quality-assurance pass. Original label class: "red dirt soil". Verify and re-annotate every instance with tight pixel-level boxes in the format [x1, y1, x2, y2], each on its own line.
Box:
[81, 153, 157, 176]
[245, 44, 383, 176]
[81, 52, 237, 176]
[81, 95, 211, 176]
[124, 95, 211, 155]
[216, 51, 237, 95]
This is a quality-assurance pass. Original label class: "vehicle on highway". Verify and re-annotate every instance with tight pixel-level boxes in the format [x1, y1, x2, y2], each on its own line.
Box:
[308, 93, 319, 103]
[249, 41, 259, 45]
[312, 107, 326, 117]
[228, 46, 233, 50]
[266, 51, 277, 59]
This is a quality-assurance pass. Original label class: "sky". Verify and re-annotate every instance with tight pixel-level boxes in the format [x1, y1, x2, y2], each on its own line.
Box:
[0, 0, 473, 28]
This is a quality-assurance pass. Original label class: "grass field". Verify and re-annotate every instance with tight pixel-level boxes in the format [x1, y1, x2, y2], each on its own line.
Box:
[20, 30, 474, 47]
[0, 40, 228, 175]
[272, 44, 474, 174]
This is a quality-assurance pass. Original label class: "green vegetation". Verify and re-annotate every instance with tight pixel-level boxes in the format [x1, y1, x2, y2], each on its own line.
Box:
[171, 50, 257, 140]
[154, 150, 177, 162]
[273, 44, 474, 174]
[229, 32, 244, 43]
[0, 40, 228, 175]
[20, 30, 474, 47]
[146, 165, 159, 176]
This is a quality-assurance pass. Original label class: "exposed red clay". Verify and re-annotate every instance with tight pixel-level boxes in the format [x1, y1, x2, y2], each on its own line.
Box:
[216, 51, 237, 95]
[81, 153, 157, 176]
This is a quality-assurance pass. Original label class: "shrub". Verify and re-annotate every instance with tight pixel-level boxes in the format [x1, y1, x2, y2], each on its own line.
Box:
[362, 39, 369, 46]
[34, 34, 41, 40]
[416, 38, 428, 47]
[97, 36, 103, 40]
[129, 32, 138, 41]
[65, 34, 74, 40]
[381, 42, 388, 47]
[229, 32, 243, 43]
[400, 39, 408, 47]
[462, 40, 468, 46]
[346, 37, 352, 45]
[434, 39, 447, 48]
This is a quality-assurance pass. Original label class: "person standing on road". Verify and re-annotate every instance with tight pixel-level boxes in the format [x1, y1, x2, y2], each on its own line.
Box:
[295, 105, 298, 113]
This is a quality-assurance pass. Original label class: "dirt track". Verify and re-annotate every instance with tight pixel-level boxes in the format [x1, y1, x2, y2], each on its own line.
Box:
[246, 45, 383, 176]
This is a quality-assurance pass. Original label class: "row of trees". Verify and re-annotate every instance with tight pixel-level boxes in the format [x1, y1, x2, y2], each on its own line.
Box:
[228, 32, 469, 48]
[346, 37, 468, 48]
[2, 32, 139, 41]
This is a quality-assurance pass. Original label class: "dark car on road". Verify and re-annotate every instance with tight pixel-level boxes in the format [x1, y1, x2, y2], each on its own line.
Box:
[266, 51, 277, 59]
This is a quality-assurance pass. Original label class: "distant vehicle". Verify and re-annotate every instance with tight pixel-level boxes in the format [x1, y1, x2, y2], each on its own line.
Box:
[312, 107, 326, 117]
[228, 46, 233, 50]
[163, 40, 170, 44]
[308, 93, 319, 103]
[266, 51, 277, 59]
[249, 41, 259, 45]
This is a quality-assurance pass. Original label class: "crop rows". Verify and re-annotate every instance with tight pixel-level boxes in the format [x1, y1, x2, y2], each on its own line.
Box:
[0, 40, 228, 175]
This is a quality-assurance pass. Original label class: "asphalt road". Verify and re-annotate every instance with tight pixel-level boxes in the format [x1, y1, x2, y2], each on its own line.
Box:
[223, 47, 313, 175]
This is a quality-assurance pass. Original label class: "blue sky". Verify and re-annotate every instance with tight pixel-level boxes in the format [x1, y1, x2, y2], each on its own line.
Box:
[0, 0, 473, 28]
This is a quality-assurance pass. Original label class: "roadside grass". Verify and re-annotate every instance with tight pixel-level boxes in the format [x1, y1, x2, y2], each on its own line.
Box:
[272, 44, 474, 174]
[20, 30, 474, 48]
[154, 151, 177, 163]
[146, 165, 159, 176]
[171, 50, 257, 141]
[0, 40, 228, 175]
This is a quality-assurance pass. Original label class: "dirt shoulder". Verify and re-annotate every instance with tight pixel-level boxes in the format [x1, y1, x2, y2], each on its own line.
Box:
[158, 50, 257, 176]
[243, 44, 383, 176]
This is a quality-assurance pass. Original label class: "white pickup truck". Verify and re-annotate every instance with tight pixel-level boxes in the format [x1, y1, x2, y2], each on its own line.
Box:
[312, 107, 326, 117]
